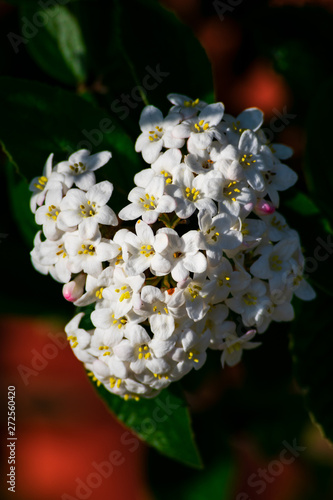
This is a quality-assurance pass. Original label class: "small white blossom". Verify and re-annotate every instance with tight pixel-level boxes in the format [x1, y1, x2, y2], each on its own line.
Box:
[58, 181, 117, 232]
[31, 231, 71, 283]
[250, 238, 299, 292]
[167, 167, 219, 218]
[56, 149, 112, 190]
[153, 228, 207, 282]
[208, 257, 251, 304]
[167, 93, 207, 119]
[65, 313, 94, 363]
[65, 224, 119, 278]
[178, 276, 214, 322]
[134, 148, 183, 188]
[114, 325, 171, 375]
[261, 162, 298, 207]
[119, 176, 176, 224]
[35, 189, 65, 241]
[135, 285, 184, 339]
[135, 105, 183, 164]
[226, 278, 270, 327]
[220, 330, 261, 367]
[226, 130, 272, 191]
[102, 267, 145, 318]
[172, 103, 225, 152]
[124, 219, 162, 276]
[29, 153, 64, 213]
[197, 210, 242, 264]
[221, 108, 264, 144]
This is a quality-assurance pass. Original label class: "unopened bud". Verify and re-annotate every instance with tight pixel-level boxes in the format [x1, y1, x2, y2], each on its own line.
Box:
[254, 199, 276, 215]
[62, 274, 86, 302]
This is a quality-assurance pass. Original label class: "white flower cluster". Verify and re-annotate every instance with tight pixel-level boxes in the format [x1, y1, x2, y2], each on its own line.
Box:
[29, 93, 315, 401]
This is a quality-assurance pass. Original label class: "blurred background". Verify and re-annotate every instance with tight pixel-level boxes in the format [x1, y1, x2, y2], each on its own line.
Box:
[1, 0, 333, 498]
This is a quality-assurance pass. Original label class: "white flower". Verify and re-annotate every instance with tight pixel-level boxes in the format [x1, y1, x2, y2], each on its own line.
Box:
[171, 327, 211, 370]
[256, 295, 295, 333]
[172, 103, 225, 152]
[167, 93, 207, 119]
[218, 179, 255, 217]
[118, 176, 176, 224]
[133, 148, 183, 189]
[260, 212, 292, 242]
[91, 303, 143, 338]
[111, 229, 130, 268]
[56, 149, 112, 190]
[31, 231, 71, 283]
[29, 153, 64, 213]
[88, 330, 128, 379]
[257, 129, 293, 161]
[220, 330, 261, 367]
[135, 105, 183, 164]
[65, 313, 94, 363]
[250, 239, 299, 292]
[114, 325, 172, 375]
[57, 181, 117, 232]
[203, 304, 236, 349]
[226, 130, 272, 191]
[135, 369, 173, 391]
[124, 219, 161, 276]
[261, 162, 298, 207]
[227, 216, 266, 255]
[152, 228, 207, 282]
[197, 210, 242, 264]
[221, 108, 264, 144]
[30, 231, 54, 276]
[65, 224, 119, 278]
[226, 278, 270, 327]
[35, 188, 65, 240]
[284, 260, 316, 301]
[102, 267, 145, 318]
[167, 166, 219, 218]
[73, 267, 114, 306]
[150, 148, 183, 186]
[184, 141, 225, 174]
[122, 378, 157, 399]
[208, 257, 251, 304]
[135, 285, 184, 340]
[178, 277, 214, 322]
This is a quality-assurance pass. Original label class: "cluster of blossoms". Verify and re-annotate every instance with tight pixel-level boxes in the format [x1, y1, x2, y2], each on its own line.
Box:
[29, 93, 315, 401]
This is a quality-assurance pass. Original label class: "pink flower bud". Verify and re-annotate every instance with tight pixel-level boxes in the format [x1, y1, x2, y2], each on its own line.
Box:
[62, 274, 86, 302]
[254, 199, 275, 216]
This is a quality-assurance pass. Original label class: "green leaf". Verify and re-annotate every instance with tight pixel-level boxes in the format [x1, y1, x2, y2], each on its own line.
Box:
[290, 293, 333, 444]
[284, 189, 320, 216]
[19, 4, 87, 85]
[0, 77, 141, 217]
[305, 77, 333, 221]
[89, 379, 203, 469]
[176, 458, 233, 500]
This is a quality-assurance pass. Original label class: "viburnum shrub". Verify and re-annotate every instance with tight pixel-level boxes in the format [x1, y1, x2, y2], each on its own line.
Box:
[28, 93, 315, 401]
